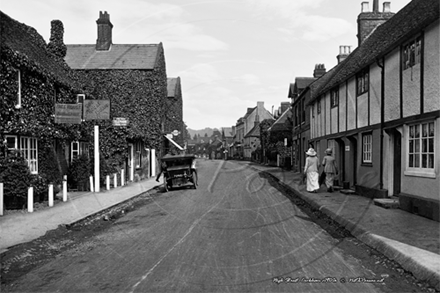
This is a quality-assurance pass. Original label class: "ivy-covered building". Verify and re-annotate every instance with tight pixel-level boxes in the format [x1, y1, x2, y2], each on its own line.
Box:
[0, 11, 92, 205]
[165, 77, 184, 149]
[65, 11, 170, 181]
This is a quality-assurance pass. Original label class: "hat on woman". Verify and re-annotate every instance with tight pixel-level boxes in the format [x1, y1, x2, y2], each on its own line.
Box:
[306, 148, 317, 156]
[325, 148, 333, 155]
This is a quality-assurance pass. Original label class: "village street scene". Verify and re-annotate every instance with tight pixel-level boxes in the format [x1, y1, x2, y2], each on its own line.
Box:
[0, 0, 439, 292]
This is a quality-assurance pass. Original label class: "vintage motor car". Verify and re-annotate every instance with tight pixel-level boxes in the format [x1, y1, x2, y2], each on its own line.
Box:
[161, 154, 197, 192]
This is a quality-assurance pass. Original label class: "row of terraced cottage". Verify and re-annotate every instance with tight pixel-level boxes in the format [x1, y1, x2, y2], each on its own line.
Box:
[231, 0, 440, 222]
[0, 11, 184, 208]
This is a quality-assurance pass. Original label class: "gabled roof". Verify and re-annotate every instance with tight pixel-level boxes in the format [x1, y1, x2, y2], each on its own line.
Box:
[268, 107, 292, 132]
[222, 127, 233, 137]
[245, 123, 260, 138]
[243, 107, 256, 118]
[288, 77, 316, 98]
[65, 43, 161, 70]
[308, 65, 343, 104]
[312, 0, 439, 101]
[0, 11, 78, 88]
[167, 77, 180, 98]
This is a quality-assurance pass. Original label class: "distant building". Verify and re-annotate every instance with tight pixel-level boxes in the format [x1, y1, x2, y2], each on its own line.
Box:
[233, 102, 273, 160]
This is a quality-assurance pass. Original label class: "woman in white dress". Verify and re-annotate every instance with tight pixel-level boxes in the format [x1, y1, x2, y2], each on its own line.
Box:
[304, 148, 320, 193]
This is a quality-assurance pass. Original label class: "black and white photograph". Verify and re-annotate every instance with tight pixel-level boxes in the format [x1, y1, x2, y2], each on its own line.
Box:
[0, 0, 439, 292]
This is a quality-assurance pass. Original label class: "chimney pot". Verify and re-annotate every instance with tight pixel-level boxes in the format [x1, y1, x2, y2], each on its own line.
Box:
[313, 64, 326, 78]
[337, 46, 351, 64]
[373, 0, 379, 12]
[383, 2, 391, 12]
[361, 1, 370, 12]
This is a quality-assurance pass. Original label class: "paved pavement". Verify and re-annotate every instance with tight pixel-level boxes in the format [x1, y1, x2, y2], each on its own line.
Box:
[1, 160, 439, 290]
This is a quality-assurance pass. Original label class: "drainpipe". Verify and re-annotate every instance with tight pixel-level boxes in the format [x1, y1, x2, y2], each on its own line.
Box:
[377, 57, 385, 190]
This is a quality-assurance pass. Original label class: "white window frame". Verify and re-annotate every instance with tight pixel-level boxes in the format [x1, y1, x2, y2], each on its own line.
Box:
[362, 133, 372, 164]
[135, 141, 142, 168]
[404, 121, 436, 178]
[20, 137, 38, 174]
[403, 36, 422, 70]
[70, 141, 89, 163]
[14, 69, 22, 109]
[5, 135, 18, 150]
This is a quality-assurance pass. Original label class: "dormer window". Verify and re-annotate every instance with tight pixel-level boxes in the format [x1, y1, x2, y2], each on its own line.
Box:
[403, 36, 422, 70]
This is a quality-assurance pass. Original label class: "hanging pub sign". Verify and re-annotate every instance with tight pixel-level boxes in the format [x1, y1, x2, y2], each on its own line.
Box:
[55, 103, 82, 124]
[83, 100, 110, 120]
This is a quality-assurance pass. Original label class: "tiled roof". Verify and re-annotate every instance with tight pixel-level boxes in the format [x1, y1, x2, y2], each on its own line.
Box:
[312, 0, 439, 100]
[243, 107, 256, 118]
[222, 127, 233, 137]
[268, 107, 292, 132]
[167, 77, 180, 98]
[0, 11, 77, 88]
[65, 44, 161, 70]
[288, 78, 316, 98]
[296, 77, 316, 90]
[245, 123, 260, 138]
[308, 65, 343, 104]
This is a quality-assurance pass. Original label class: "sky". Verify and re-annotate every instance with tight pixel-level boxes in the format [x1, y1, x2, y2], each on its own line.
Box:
[2, 0, 411, 130]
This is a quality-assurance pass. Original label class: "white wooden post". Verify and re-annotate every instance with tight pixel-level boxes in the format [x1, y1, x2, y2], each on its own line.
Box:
[90, 175, 94, 192]
[48, 184, 54, 207]
[0, 183, 3, 216]
[114, 173, 118, 188]
[63, 180, 67, 202]
[151, 149, 156, 177]
[27, 187, 34, 213]
[106, 175, 110, 190]
[94, 125, 100, 192]
[121, 169, 125, 186]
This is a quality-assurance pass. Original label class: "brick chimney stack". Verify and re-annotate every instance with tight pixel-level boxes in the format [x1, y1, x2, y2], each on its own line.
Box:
[313, 64, 326, 78]
[337, 46, 351, 64]
[96, 11, 113, 51]
[357, 1, 394, 46]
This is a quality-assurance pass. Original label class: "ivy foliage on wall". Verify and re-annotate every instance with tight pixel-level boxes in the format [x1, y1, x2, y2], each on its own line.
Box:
[77, 47, 168, 164]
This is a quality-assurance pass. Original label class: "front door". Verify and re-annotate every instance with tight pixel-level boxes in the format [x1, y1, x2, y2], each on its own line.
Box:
[393, 131, 402, 195]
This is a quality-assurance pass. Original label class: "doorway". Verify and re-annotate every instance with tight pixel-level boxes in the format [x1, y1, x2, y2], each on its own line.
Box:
[393, 131, 402, 195]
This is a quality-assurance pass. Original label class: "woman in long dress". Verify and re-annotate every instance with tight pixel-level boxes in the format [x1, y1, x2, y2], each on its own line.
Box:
[322, 148, 338, 192]
[304, 148, 320, 193]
